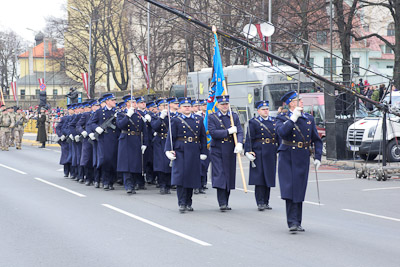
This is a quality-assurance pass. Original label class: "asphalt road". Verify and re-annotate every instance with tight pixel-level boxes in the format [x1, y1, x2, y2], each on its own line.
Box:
[1, 144, 399, 267]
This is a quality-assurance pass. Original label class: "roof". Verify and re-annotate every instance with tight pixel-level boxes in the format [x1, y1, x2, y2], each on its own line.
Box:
[17, 72, 80, 87]
[18, 41, 64, 59]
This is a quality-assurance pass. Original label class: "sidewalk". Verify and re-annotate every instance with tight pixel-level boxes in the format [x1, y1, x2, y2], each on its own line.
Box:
[22, 133, 59, 147]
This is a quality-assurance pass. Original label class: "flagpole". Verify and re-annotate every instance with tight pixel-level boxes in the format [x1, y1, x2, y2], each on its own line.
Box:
[212, 26, 247, 193]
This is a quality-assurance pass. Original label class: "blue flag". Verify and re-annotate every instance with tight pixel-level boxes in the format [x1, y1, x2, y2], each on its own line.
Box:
[204, 33, 227, 147]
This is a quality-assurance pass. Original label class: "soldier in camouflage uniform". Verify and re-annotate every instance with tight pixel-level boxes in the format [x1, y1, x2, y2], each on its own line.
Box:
[0, 107, 15, 151]
[14, 107, 28, 149]
[8, 106, 16, 147]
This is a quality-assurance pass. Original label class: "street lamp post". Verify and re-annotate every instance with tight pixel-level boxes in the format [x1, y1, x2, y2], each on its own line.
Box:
[71, 6, 92, 98]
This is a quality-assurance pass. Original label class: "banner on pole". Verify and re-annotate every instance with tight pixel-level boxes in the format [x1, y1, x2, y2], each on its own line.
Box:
[81, 72, 90, 99]
[139, 55, 150, 90]
[10, 81, 17, 101]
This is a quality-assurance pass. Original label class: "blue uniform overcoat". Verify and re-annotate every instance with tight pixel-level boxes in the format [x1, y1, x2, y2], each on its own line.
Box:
[165, 113, 207, 188]
[244, 116, 278, 187]
[68, 114, 82, 167]
[275, 111, 322, 203]
[56, 115, 70, 165]
[150, 112, 171, 173]
[90, 107, 120, 171]
[76, 112, 93, 167]
[116, 110, 148, 173]
[137, 110, 153, 167]
[208, 111, 244, 190]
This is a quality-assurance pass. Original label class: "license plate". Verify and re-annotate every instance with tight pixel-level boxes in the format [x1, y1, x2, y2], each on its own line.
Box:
[349, 145, 359, 151]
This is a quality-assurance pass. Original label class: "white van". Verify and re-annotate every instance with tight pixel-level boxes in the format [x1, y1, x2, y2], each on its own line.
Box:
[346, 91, 400, 161]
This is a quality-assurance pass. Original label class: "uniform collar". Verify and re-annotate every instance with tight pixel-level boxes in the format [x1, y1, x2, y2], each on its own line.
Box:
[180, 113, 195, 119]
[218, 111, 230, 117]
[258, 116, 271, 121]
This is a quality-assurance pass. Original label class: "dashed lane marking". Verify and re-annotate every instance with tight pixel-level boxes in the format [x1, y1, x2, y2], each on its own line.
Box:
[102, 204, 212, 247]
[34, 177, 86, 198]
[0, 163, 27, 175]
[362, 187, 400, 192]
[342, 209, 400, 222]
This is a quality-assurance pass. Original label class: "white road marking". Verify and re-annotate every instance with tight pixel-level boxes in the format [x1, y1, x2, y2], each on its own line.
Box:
[304, 201, 324, 206]
[362, 187, 400, 192]
[34, 178, 86, 198]
[277, 196, 324, 206]
[0, 163, 27, 175]
[309, 178, 354, 183]
[342, 209, 400, 222]
[102, 204, 212, 247]
[207, 182, 255, 193]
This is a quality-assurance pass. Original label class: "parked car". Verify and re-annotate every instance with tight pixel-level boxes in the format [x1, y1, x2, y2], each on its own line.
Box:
[346, 91, 400, 162]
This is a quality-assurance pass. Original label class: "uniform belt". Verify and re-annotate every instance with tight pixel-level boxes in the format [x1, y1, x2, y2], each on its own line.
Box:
[156, 132, 168, 138]
[254, 138, 275, 144]
[121, 130, 140, 136]
[222, 136, 233, 142]
[177, 136, 199, 143]
[282, 139, 310, 148]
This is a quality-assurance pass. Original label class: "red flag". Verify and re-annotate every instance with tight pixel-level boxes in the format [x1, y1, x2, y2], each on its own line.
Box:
[38, 78, 46, 91]
[255, 24, 273, 66]
[81, 72, 90, 99]
[10, 82, 17, 101]
[139, 55, 150, 89]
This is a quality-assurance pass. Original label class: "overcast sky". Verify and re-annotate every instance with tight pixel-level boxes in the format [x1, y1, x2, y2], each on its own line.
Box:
[0, 0, 66, 43]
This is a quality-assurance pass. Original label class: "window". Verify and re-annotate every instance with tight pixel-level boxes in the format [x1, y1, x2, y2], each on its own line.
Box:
[53, 89, 58, 96]
[302, 58, 314, 70]
[387, 65, 394, 69]
[20, 89, 25, 100]
[388, 23, 395, 36]
[352, 57, 360, 74]
[317, 31, 328, 45]
[385, 45, 394, 54]
[324, 58, 336, 75]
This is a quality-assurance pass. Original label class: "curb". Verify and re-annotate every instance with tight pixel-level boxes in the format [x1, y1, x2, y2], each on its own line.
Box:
[22, 139, 59, 147]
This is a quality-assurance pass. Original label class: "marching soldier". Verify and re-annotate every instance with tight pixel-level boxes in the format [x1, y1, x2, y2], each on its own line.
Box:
[56, 105, 72, 177]
[208, 95, 244, 211]
[90, 93, 120, 190]
[151, 99, 172, 194]
[69, 103, 85, 182]
[193, 99, 207, 194]
[77, 101, 95, 186]
[145, 100, 157, 185]
[165, 97, 207, 213]
[87, 98, 104, 188]
[116, 95, 148, 194]
[136, 96, 154, 189]
[275, 90, 322, 233]
[36, 108, 47, 148]
[244, 100, 278, 211]
[14, 107, 28, 149]
[0, 107, 15, 151]
[8, 106, 16, 147]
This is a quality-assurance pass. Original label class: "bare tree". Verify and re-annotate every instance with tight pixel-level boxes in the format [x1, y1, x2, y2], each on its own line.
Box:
[352, 0, 400, 89]
[0, 30, 24, 96]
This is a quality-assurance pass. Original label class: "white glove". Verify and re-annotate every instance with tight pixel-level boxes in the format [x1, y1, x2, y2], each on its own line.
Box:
[160, 110, 168, 119]
[153, 132, 157, 137]
[200, 154, 207, 160]
[95, 127, 104, 135]
[81, 131, 88, 138]
[69, 134, 74, 140]
[165, 151, 176, 160]
[141, 145, 147, 154]
[60, 135, 66, 141]
[245, 152, 256, 161]
[74, 135, 80, 142]
[314, 159, 321, 171]
[290, 107, 302, 123]
[145, 114, 152, 122]
[89, 133, 96, 140]
[127, 108, 134, 117]
[114, 112, 118, 118]
[142, 116, 147, 123]
[234, 143, 243, 154]
[228, 126, 237, 134]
